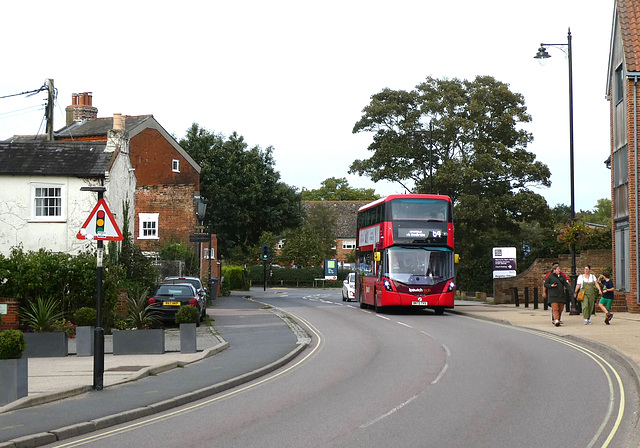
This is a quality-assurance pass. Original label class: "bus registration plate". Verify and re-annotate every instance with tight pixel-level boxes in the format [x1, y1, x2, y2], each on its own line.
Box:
[412, 299, 428, 306]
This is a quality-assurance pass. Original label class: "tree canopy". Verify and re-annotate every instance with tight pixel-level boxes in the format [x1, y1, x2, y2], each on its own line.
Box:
[351, 76, 554, 292]
[179, 124, 303, 262]
[301, 177, 379, 201]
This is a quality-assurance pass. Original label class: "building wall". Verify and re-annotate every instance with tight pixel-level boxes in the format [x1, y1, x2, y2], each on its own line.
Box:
[0, 174, 132, 256]
[135, 184, 198, 252]
[129, 128, 199, 188]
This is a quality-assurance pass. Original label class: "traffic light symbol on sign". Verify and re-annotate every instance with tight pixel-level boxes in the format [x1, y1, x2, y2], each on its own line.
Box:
[96, 210, 106, 234]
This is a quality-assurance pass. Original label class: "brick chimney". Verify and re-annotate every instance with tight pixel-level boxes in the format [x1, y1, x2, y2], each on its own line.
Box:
[113, 113, 125, 131]
[65, 92, 98, 126]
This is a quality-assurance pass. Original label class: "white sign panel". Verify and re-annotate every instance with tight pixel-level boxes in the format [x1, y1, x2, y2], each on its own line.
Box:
[0, 304, 7, 315]
[493, 247, 517, 279]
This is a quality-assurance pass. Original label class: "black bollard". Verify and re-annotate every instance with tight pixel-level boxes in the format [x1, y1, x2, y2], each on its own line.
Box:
[514, 287, 519, 307]
[533, 287, 539, 309]
[524, 287, 529, 308]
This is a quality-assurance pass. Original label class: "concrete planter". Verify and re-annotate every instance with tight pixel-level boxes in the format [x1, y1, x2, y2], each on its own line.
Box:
[23, 332, 68, 358]
[0, 358, 28, 405]
[180, 323, 197, 354]
[112, 329, 165, 355]
[75, 326, 94, 356]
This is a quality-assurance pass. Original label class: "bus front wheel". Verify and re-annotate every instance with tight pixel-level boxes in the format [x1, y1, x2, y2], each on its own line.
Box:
[434, 307, 445, 315]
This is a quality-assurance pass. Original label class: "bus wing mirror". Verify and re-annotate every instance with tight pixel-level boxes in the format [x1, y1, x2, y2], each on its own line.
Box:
[455, 254, 460, 264]
[374, 252, 381, 262]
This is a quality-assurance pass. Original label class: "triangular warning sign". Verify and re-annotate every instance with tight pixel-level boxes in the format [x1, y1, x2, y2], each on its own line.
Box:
[76, 198, 123, 241]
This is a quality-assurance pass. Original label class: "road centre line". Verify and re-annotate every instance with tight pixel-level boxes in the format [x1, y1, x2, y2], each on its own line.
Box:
[54, 303, 323, 448]
[376, 315, 390, 320]
[397, 321, 412, 328]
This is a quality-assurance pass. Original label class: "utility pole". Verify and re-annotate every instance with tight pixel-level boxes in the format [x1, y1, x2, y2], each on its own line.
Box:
[45, 79, 54, 141]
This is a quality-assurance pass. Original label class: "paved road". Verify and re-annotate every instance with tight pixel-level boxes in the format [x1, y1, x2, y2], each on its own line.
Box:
[44, 288, 640, 448]
[0, 294, 304, 446]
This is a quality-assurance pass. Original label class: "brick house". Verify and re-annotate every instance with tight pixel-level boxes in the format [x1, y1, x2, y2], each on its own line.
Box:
[56, 93, 219, 283]
[607, 0, 640, 313]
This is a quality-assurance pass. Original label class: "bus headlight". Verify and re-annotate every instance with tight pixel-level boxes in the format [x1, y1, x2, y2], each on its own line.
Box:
[383, 279, 394, 291]
[447, 281, 455, 292]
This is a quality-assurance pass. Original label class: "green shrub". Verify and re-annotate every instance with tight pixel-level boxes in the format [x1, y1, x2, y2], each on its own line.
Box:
[73, 307, 97, 327]
[113, 319, 128, 331]
[0, 330, 26, 359]
[175, 305, 199, 324]
[222, 266, 245, 290]
[19, 297, 65, 332]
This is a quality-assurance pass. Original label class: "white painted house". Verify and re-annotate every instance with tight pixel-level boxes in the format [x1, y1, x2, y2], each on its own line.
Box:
[0, 125, 135, 256]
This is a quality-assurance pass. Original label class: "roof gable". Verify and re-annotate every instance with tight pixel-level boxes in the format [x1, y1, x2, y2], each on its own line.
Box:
[0, 141, 111, 177]
[56, 115, 200, 174]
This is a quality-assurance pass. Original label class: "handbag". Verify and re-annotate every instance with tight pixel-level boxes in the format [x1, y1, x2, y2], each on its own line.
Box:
[577, 290, 585, 302]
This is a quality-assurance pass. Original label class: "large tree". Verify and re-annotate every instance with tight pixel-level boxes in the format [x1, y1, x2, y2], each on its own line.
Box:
[351, 76, 554, 292]
[180, 124, 303, 267]
[301, 177, 379, 201]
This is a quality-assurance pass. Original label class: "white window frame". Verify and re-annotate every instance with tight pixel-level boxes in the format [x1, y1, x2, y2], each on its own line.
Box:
[138, 213, 159, 239]
[342, 239, 356, 250]
[30, 182, 66, 222]
[172, 159, 180, 173]
[203, 247, 215, 260]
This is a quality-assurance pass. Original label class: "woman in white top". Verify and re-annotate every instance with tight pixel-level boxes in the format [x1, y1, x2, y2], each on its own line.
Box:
[574, 265, 602, 324]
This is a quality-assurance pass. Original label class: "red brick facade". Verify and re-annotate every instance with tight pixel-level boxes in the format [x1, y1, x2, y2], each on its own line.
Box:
[0, 298, 20, 331]
[135, 185, 199, 252]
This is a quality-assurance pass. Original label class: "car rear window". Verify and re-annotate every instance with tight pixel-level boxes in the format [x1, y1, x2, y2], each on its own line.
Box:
[157, 285, 192, 295]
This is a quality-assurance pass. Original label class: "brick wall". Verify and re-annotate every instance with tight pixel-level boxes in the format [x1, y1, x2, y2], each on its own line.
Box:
[135, 184, 198, 252]
[0, 298, 20, 331]
[493, 250, 615, 306]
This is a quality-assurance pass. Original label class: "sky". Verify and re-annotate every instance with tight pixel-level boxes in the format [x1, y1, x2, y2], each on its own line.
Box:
[0, 1, 616, 212]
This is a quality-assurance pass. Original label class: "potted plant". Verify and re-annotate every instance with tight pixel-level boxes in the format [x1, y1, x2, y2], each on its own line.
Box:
[112, 289, 165, 355]
[0, 330, 28, 405]
[19, 297, 69, 358]
[73, 307, 97, 357]
[175, 305, 199, 353]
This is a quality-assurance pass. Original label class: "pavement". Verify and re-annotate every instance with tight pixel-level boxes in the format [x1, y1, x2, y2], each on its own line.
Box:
[1, 290, 640, 448]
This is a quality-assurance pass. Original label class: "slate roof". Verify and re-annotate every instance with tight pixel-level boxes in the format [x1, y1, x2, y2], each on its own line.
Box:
[0, 141, 111, 177]
[618, 0, 640, 72]
[55, 115, 153, 139]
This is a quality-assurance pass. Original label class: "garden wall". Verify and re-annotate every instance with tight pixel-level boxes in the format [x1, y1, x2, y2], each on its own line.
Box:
[492, 250, 622, 310]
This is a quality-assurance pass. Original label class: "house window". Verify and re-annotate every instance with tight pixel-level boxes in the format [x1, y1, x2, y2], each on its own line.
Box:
[172, 159, 180, 173]
[31, 183, 65, 221]
[204, 247, 215, 260]
[615, 223, 630, 292]
[613, 145, 629, 219]
[342, 240, 356, 250]
[277, 239, 286, 249]
[615, 65, 624, 104]
[138, 213, 159, 239]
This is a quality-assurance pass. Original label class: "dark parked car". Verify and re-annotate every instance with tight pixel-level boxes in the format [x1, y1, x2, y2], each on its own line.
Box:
[148, 283, 202, 326]
[163, 276, 207, 320]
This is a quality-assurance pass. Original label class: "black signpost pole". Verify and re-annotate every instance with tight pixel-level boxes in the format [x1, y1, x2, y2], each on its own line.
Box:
[80, 186, 107, 390]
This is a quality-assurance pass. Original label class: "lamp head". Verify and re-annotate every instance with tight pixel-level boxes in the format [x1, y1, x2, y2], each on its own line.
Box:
[534, 46, 550, 66]
[535, 46, 551, 59]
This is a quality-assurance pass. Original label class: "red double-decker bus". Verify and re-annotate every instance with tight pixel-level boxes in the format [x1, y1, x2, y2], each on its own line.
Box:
[355, 194, 456, 314]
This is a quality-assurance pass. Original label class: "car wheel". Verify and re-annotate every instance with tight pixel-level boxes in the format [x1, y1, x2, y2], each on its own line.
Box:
[342, 290, 346, 301]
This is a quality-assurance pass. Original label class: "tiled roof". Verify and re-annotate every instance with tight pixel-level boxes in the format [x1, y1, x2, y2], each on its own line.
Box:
[55, 115, 154, 138]
[618, 0, 640, 72]
[0, 141, 111, 177]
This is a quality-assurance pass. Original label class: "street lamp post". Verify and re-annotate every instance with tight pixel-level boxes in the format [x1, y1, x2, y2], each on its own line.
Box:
[534, 28, 579, 314]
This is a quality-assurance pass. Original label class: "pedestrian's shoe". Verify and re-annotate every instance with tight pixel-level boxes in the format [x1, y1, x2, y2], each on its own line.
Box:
[554, 320, 560, 327]
[584, 319, 592, 325]
[605, 313, 613, 325]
